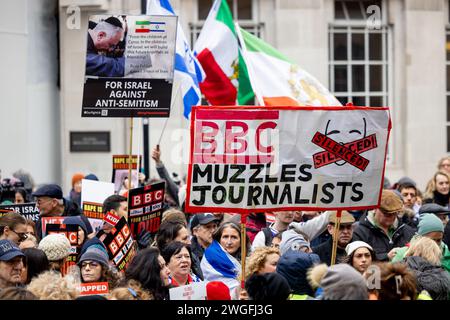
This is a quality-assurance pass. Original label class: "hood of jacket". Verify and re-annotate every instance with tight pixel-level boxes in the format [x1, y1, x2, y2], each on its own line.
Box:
[405, 256, 450, 300]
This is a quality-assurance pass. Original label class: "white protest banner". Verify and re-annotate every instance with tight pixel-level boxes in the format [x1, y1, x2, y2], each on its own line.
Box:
[78, 282, 109, 296]
[81, 14, 177, 118]
[169, 281, 207, 300]
[81, 179, 115, 232]
[186, 106, 390, 213]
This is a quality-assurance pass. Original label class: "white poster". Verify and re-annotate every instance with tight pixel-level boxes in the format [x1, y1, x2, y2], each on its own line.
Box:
[186, 106, 390, 213]
[81, 179, 115, 232]
[169, 281, 207, 301]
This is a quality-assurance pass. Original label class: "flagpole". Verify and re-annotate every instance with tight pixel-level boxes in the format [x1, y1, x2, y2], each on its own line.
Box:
[330, 210, 342, 265]
[157, 82, 181, 146]
[234, 22, 265, 106]
[137, 117, 142, 184]
[127, 118, 134, 210]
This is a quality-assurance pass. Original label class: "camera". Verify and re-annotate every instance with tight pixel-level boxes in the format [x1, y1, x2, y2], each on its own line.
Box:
[0, 178, 24, 204]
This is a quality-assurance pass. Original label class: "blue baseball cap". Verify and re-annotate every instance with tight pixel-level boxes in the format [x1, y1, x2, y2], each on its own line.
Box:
[32, 184, 63, 199]
[0, 239, 25, 261]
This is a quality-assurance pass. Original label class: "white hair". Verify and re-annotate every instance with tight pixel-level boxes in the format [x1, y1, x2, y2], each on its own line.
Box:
[93, 21, 122, 40]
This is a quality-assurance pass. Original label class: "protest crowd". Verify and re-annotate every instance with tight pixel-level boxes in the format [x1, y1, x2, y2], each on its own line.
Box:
[0, 150, 449, 301]
[1, 0, 449, 303]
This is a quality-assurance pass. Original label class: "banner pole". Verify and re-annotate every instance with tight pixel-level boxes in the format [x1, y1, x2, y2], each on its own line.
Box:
[240, 213, 247, 289]
[127, 117, 134, 209]
[330, 210, 342, 265]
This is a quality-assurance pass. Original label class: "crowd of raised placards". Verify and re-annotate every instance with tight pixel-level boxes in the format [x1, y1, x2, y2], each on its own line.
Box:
[0, 151, 449, 300]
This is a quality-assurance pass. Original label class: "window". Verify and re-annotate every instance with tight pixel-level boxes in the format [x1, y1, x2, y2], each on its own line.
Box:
[190, 0, 263, 47]
[329, 0, 389, 107]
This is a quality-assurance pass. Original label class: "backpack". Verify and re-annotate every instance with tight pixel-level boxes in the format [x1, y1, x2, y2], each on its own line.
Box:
[262, 227, 274, 247]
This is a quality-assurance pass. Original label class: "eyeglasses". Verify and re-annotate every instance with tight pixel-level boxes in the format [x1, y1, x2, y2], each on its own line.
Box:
[10, 229, 28, 242]
[36, 198, 53, 206]
[81, 261, 101, 269]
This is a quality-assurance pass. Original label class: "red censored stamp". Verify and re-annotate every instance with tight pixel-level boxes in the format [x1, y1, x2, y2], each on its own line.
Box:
[312, 132, 377, 171]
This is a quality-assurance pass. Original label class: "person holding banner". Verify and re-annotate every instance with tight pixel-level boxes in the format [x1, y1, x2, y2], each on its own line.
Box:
[125, 247, 171, 300]
[152, 145, 181, 208]
[161, 241, 201, 287]
[252, 211, 330, 250]
[78, 247, 122, 290]
[312, 211, 355, 266]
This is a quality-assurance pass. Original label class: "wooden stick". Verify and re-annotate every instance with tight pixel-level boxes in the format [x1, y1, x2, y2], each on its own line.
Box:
[330, 210, 342, 265]
[127, 117, 134, 221]
[240, 213, 247, 288]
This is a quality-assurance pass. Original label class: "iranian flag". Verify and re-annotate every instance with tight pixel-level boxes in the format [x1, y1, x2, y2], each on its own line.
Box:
[194, 0, 253, 105]
[238, 28, 341, 106]
[136, 20, 150, 33]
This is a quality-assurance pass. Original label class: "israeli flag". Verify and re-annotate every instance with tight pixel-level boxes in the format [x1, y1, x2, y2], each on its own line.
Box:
[201, 240, 241, 298]
[146, 0, 205, 118]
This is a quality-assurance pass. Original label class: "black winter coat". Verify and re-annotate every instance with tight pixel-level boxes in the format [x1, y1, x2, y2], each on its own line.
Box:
[312, 237, 347, 266]
[352, 217, 415, 261]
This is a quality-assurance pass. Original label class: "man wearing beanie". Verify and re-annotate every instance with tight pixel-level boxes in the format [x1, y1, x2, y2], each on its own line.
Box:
[392, 214, 450, 273]
[353, 189, 415, 261]
[38, 234, 71, 273]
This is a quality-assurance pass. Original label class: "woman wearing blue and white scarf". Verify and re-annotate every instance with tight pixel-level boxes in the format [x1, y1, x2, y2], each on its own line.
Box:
[201, 222, 251, 299]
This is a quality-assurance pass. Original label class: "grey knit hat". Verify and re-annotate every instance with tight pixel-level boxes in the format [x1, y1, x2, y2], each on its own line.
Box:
[78, 247, 109, 267]
[279, 229, 310, 255]
[38, 234, 71, 262]
[321, 264, 368, 300]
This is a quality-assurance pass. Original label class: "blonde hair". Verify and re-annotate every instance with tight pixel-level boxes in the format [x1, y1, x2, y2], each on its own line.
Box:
[245, 247, 280, 278]
[27, 271, 80, 300]
[424, 171, 450, 199]
[405, 236, 442, 266]
[437, 156, 450, 170]
[108, 280, 154, 300]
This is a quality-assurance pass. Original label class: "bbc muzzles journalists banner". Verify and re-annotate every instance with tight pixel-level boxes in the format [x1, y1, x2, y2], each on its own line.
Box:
[185, 106, 391, 213]
[82, 15, 177, 117]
